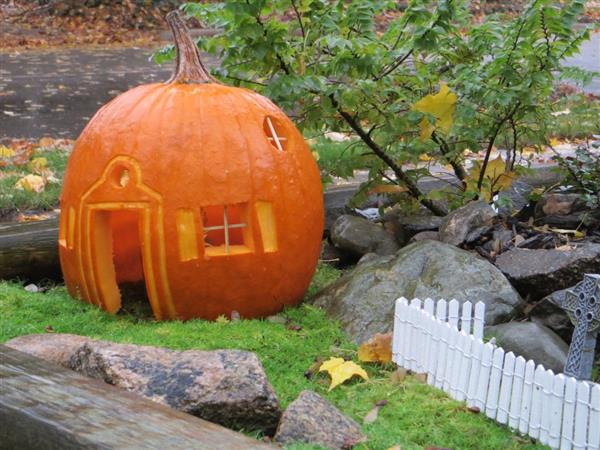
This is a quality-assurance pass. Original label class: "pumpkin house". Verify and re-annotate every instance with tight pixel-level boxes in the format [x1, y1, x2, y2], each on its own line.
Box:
[58, 11, 324, 320]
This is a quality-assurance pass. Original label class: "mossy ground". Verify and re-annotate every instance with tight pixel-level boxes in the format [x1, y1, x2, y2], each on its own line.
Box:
[0, 265, 547, 450]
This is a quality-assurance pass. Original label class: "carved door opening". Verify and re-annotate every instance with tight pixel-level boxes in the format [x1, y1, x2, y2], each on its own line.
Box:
[89, 206, 153, 317]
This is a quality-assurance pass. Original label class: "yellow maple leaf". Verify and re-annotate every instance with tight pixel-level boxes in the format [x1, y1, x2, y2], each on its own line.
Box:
[412, 83, 457, 141]
[29, 157, 48, 174]
[465, 156, 516, 201]
[358, 333, 392, 363]
[319, 357, 368, 390]
[0, 146, 16, 158]
[368, 184, 409, 195]
[14, 174, 46, 193]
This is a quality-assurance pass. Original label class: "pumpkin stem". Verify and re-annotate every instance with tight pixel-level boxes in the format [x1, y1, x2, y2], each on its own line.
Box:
[166, 10, 216, 84]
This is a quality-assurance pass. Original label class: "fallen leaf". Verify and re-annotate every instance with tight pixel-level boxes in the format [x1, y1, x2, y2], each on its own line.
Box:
[363, 399, 388, 424]
[358, 333, 393, 363]
[387, 447, 402, 450]
[413, 83, 457, 141]
[368, 184, 409, 194]
[390, 367, 408, 384]
[304, 357, 325, 380]
[412, 373, 428, 383]
[38, 137, 55, 147]
[14, 174, 46, 193]
[29, 157, 48, 174]
[0, 145, 16, 158]
[319, 357, 368, 390]
[215, 315, 230, 324]
[44, 325, 55, 333]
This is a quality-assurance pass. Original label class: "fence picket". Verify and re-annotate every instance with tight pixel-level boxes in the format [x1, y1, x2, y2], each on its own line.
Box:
[392, 299, 404, 366]
[539, 369, 555, 445]
[448, 299, 460, 329]
[573, 381, 591, 450]
[485, 347, 505, 420]
[424, 298, 435, 316]
[442, 327, 459, 394]
[435, 299, 448, 323]
[496, 351, 516, 425]
[518, 360, 536, 434]
[549, 374, 566, 449]
[475, 342, 494, 410]
[561, 376, 578, 450]
[400, 299, 411, 370]
[509, 356, 526, 430]
[417, 309, 429, 373]
[589, 384, 600, 450]
[529, 364, 546, 440]
[434, 323, 451, 389]
[460, 301, 472, 335]
[473, 302, 485, 340]
[466, 339, 484, 408]
[420, 310, 432, 375]
[455, 333, 473, 402]
[427, 317, 441, 386]
[409, 300, 422, 372]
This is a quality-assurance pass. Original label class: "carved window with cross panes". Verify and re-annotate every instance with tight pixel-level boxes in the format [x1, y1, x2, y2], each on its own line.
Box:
[264, 116, 287, 151]
[202, 204, 253, 256]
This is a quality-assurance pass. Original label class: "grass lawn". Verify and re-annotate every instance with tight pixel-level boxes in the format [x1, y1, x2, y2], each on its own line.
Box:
[0, 265, 547, 450]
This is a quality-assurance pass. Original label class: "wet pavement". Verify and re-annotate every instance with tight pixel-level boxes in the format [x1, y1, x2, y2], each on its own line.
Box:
[0, 35, 598, 140]
[0, 47, 176, 139]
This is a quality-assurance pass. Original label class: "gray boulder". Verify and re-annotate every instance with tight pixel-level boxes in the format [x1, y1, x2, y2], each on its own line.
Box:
[534, 192, 599, 229]
[69, 341, 281, 433]
[274, 390, 366, 450]
[410, 230, 440, 243]
[486, 321, 569, 373]
[312, 240, 523, 344]
[439, 200, 497, 246]
[4, 333, 93, 367]
[495, 244, 600, 300]
[330, 214, 399, 259]
[530, 287, 574, 343]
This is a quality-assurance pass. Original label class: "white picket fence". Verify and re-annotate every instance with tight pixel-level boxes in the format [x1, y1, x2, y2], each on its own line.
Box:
[392, 297, 600, 450]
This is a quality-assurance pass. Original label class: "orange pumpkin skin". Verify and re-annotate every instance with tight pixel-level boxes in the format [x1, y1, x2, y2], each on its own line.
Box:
[59, 80, 324, 320]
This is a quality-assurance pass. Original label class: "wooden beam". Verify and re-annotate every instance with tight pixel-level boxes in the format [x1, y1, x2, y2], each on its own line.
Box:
[0, 346, 275, 450]
[0, 217, 60, 281]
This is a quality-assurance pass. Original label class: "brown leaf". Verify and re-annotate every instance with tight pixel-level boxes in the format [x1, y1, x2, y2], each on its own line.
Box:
[304, 357, 324, 379]
[363, 399, 388, 424]
[358, 332, 392, 363]
[390, 368, 408, 384]
[44, 325, 54, 333]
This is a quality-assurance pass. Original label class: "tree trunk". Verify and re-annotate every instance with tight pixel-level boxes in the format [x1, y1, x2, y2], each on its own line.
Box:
[0, 218, 61, 282]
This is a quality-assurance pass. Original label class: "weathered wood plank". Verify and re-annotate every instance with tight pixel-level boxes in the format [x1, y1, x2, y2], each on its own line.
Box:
[0, 217, 60, 281]
[0, 346, 275, 450]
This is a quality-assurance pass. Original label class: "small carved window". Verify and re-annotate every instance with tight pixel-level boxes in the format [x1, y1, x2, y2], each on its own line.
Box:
[202, 204, 252, 256]
[263, 116, 287, 152]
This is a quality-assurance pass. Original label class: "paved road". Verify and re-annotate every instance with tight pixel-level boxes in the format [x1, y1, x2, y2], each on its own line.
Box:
[0, 47, 175, 139]
[0, 35, 598, 140]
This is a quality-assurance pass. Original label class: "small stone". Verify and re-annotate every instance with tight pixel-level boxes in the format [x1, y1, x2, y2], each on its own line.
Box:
[24, 284, 39, 293]
[439, 200, 497, 247]
[274, 390, 366, 450]
[409, 231, 440, 243]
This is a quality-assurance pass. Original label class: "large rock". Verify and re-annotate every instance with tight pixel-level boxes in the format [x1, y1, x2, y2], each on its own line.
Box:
[68, 341, 281, 433]
[330, 214, 399, 259]
[439, 200, 497, 246]
[485, 321, 568, 373]
[530, 287, 574, 343]
[312, 240, 523, 343]
[534, 192, 599, 229]
[274, 390, 366, 450]
[4, 333, 93, 367]
[494, 244, 600, 300]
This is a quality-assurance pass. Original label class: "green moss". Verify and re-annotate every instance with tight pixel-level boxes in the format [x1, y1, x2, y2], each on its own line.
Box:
[0, 264, 547, 450]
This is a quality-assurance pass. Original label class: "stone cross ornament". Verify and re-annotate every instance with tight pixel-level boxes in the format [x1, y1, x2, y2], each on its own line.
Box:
[557, 273, 600, 380]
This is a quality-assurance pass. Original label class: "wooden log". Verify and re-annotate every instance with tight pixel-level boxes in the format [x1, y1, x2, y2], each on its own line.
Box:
[0, 345, 275, 450]
[0, 217, 61, 281]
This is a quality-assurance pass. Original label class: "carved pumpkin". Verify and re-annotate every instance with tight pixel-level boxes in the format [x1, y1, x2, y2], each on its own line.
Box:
[59, 11, 324, 320]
